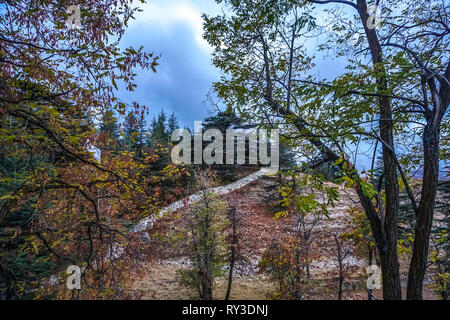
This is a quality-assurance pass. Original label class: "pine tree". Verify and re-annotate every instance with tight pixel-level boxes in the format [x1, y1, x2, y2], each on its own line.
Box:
[167, 112, 179, 136]
[99, 108, 120, 151]
[99, 109, 119, 139]
[124, 111, 138, 151]
[204, 110, 245, 166]
[150, 110, 169, 145]
[279, 142, 297, 171]
[136, 115, 147, 150]
[1, 117, 59, 298]
[147, 116, 158, 147]
[203, 110, 244, 133]
[156, 110, 168, 143]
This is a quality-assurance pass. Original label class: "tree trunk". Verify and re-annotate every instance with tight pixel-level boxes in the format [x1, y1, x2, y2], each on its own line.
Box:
[260, 6, 403, 297]
[356, 0, 402, 300]
[338, 274, 344, 300]
[368, 245, 373, 300]
[225, 247, 235, 300]
[199, 263, 213, 300]
[406, 126, 439, 299]
[407, 62, 449, 299]
[407, 128, 438, 299]
[225, 207, 238, 300]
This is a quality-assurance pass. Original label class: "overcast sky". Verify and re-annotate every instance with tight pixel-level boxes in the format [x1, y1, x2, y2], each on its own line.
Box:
[118, 1, 350, 123]
[117, 0, 222, 129]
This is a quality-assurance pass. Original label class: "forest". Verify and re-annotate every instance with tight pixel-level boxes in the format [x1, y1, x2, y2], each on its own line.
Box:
[0, 0, 449, 301]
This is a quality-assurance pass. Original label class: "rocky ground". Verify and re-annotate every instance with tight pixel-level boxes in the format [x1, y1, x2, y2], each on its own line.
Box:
[129, 174, 440, 300]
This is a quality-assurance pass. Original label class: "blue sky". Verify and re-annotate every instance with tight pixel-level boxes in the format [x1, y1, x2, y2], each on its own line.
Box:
[118, 0, 350, 125]
[118, 0, 222, 129]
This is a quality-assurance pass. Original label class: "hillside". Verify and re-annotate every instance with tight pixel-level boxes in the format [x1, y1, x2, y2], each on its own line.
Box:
[128, 172, 440, 300]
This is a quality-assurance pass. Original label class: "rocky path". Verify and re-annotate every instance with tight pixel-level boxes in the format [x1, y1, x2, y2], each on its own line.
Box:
[131, 168, 274, 233]
[130, 172, 439, 299]
[132, 175, 370, 299]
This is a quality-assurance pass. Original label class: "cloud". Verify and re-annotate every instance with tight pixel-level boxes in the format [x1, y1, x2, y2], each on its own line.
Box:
[130, 0, 211, 51]
[117, 0, 220, 128]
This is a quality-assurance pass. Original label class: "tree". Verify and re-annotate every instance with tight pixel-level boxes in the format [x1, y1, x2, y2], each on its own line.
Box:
[124, 111, 138, 151]
[99, 108, 121, 150]
[146, 110, 172, 171]
[0, 0, 170, 299]
[260, 171, 337, 299]
[203, 0, 449, 299]
[225, 206, 240, 300]
[204, 109, 249, 168]
[136, 115, 148, 150]
[307, 0, 450, 301]
[147, 116, 158, 148]
[343, 206, 379, 300]
[279, 172, 337, 276]
[150, 110, 169, 145]
[124, 111, 137, 148]
[0, 124, 56, 298]
[279, 142, 298, 171]
[204, 109, 244, 133]
[167, 112, 179, 136]
[178, 170, 228, 300]
[332, 234, 353, 300]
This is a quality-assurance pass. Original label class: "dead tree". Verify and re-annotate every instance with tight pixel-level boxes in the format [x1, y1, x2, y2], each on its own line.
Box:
[333, 234, 352, 300]
[225, 206, 240, 300]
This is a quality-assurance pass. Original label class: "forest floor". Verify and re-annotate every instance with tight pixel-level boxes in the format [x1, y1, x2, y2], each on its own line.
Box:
[129, 173, 440, 300]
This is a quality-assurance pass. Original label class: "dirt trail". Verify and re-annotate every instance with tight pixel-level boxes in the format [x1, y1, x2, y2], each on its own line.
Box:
[130, 174, 439, 300]
[131, 168, 274, 233]
[132, 175, 369, 299]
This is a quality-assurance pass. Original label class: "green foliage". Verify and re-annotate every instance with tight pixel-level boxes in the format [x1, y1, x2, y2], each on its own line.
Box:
[342, 207, 375, 263]
[261, 171, 334, 299]
[149, 110, 170, 146]
[311, 162, 341, 183]
[0, 150, 57, 299]
[259, 237, 317, 300]
[203, 110, 244, 133]
[0, 0, 172, 299]
[124, 111, 139, 151]
[99, 108, 120, 144]
[279, 142, 297, 171]
[167, 112, 179, 136]
[204, 0, 449, 300]
[178, 190, 229, 300]
[276, 171, 338, 220]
